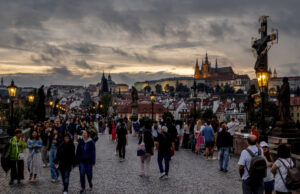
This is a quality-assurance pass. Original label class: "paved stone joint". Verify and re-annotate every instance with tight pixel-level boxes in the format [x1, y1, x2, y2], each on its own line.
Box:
[0, 134, 241, 194]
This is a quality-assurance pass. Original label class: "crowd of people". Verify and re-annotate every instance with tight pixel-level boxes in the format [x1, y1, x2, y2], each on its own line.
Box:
[4, 115, 98, 194]
[3, 113, 298, 194]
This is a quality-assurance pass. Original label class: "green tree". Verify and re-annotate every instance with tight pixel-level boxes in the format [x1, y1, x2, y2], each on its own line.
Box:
[6, 105, 24, 128]
[162, 111, 174, 123]
[144, 85, 151, 93]
[202, 109, 216, 121]
[164, 84, 170, 93]
[37, 86, 46, 122]
[236, 88, 244, 94]
[189, 108, 202, 119]
[100, 94, 112, 116]
[155, 84, 162, 94]
[215, 84, 221, 93]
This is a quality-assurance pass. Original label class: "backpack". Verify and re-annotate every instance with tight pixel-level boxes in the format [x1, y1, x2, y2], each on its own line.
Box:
[278, 159, 300, 190]
[1, 139, 11, 173]
[245, 147, 267, 180]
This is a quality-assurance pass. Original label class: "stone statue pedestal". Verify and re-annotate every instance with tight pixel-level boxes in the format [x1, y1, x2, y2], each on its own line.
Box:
[131, 102, 138, 121]
[270, 121, 300, 154]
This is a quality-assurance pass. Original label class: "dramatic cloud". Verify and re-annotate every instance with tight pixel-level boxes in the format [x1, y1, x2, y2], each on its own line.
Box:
[0, 0, 300, 86]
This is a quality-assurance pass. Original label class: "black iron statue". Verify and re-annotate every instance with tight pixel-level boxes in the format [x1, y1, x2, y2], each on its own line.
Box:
[245, 84, 258, 127]
[131, 87, 139, 121]
[277, 77, 292, 123]
[131, 87, 139, 103]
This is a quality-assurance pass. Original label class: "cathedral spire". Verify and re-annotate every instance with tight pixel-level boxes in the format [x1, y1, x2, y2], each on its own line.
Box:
[194, 58, 201, 79]
[273, 68, 277, 78]
[205, 52, 209, 64]
[215, 58, 218, 69]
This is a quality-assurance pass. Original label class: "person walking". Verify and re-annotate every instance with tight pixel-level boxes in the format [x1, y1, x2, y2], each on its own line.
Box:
[216, 124, 232, 172]
[76, 130, 96, 193]
[49, 128, 61, 183]
[54, 134, 76, 194]
[5, 129, 27, 185]
[238, 135, 265, 194]
[27, 130, 43, 181]
[194, 120, 204, 154]
[138, 126, 154, 177]
[260, 141, 274, 194]
[116, 123, 128, 161]
[155, 126, 174, 179]
[182, 121, 190, 149]
[271, 144, 294, 194]
[202, 121, 215, 160]
[41, 122, 51, 167]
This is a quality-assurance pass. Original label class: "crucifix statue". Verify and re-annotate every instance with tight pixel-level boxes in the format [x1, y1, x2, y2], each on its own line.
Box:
[252, 16, 278, 73]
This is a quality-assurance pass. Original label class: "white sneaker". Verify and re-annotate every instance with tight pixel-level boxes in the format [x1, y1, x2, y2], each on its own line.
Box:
[163, 175, 169, 179]
[43, 164, 47, 168]
[159, 172, 165, 179]
[211, 157, 217, 160]
[51, 179, 57, 183]
[63, 192, 68, 194]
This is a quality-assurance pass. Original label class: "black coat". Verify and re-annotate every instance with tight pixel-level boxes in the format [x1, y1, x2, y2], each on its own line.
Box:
[53, 142, 76, 171]
[216, 130, 233, 149]
[139, 130, 154, 155]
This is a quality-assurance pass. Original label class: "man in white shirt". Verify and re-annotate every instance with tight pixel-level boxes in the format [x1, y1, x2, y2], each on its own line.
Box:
[238, 135, 264, 194]
[227, 118, 239, 136]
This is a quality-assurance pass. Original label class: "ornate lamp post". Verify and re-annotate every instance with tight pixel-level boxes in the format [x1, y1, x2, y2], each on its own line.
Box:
[7, 80, 17, 136]
[150, 92, 155, 122]
[48, 99, 54, 117]
[191, 78, 198, 125]
[28, 93, 35, 103]
[252, 16, 278, 142]
[113, 101, 118, 116]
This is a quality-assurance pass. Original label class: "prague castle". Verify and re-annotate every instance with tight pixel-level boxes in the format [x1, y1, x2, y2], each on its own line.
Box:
[194, 53, 235, 79]
[134, 53, 250, 92]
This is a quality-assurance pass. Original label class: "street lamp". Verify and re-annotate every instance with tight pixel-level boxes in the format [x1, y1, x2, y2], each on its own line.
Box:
[49, 100, 54, 106]
[150, 92, 155, 122]
[256, 70, 269, 142]
[191, 79, 198, 125]
[7, 80, 17, 136]
[113, 101, 118, 116]
[28, 93, 35, 103]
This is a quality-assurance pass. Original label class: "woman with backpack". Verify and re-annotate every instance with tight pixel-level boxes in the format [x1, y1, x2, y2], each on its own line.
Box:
[76, 130, 96, 193]
[5, 129, 27, 185]
[260, 141, 274, 194]
[27, 130, 43, 181]
[271, 144, 294, 194]
[53, 134, 76, 194]
[138, 124, 154, 177]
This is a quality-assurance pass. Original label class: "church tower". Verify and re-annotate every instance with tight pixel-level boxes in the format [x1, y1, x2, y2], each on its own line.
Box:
[194, 59, 201, 79]
[269, 68, 272, 78]
[273, 68, 277, 78]
[201, 52, 211, 78]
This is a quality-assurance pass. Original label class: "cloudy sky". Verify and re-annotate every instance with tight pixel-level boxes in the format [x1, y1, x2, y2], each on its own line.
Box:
[0, 0, 300, 87]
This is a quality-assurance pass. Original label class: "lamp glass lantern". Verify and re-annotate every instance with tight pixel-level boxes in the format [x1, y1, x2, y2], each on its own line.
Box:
[28, 93, 34, 103]
[150, 92, 155, 102]
[49, 100, 54, 106]
[8, 81, 17, 98]
[256, 71, 269, 88]
[100, 104, 103, 109]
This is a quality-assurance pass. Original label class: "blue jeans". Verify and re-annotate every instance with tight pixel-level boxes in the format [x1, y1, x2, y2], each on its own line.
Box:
[60, 170, 70, 192]
[49, 148, 59, 179]
[157, 152, 171, 175]
[219, 147, 230, 171]
[79, 162, 93, 189]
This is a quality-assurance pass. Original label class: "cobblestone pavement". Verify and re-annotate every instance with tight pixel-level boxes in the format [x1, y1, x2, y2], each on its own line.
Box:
[0, 133, 242, 194]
